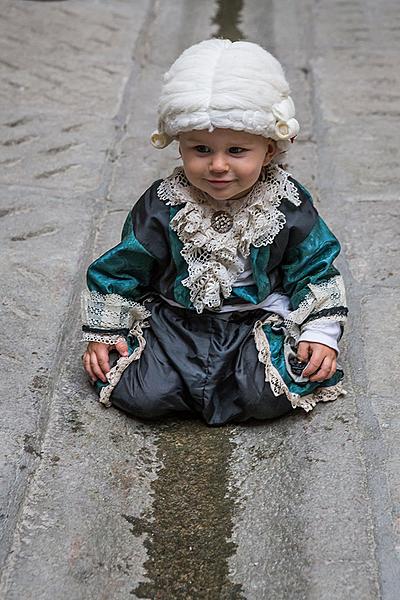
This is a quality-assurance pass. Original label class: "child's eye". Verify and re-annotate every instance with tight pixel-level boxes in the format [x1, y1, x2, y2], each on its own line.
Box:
[229, 147, 246, 154]
[194, 145, 211, 153]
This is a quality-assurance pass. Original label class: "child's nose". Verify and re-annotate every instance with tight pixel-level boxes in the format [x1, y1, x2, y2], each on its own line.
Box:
[209, 154, 229, 172]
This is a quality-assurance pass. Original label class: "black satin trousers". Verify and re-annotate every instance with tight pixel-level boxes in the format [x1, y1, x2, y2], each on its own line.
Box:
[111, 298, 294, 426]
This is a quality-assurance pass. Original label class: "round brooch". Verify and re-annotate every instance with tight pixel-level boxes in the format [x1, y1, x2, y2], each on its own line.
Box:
[211, 210, 233, 233]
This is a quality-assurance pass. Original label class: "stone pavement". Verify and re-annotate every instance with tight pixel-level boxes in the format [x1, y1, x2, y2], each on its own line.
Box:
[0, 1, 399, 598]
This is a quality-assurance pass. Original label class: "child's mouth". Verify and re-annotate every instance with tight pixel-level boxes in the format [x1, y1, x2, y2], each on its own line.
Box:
[207, 180, 233, 187]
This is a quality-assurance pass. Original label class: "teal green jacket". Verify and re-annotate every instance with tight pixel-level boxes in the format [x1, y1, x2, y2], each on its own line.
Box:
[81, 169, 347, 343]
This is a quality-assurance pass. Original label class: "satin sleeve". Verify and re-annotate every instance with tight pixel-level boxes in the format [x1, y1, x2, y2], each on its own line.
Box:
[81, 210, 156, 344]
[281, 212, 348, 339]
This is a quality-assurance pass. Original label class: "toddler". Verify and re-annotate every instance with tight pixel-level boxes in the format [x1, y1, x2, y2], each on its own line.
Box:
[81, 39, 348, 426]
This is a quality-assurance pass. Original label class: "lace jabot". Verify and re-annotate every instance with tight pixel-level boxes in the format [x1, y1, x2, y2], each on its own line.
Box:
[157, 164, 301, 313]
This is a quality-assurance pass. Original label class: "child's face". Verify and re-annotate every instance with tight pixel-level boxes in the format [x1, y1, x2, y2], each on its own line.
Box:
[178, 128, 277, 201]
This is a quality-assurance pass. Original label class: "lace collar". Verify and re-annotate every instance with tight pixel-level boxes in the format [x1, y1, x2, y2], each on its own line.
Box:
[157, 164, 301, 313]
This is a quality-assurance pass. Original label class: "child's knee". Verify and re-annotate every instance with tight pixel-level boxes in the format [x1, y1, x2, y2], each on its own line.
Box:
[239, 386, 295, 421]
[110, 385, 166, 419]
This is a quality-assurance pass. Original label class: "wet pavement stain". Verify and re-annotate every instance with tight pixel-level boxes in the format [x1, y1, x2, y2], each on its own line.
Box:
[212, 0, 244, 41]
[131, 419, 244, 600]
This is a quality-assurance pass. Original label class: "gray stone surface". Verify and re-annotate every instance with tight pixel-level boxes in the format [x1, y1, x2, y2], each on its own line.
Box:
[0, 187, 94, 563]
[0, 0, 155, 594]
[1, 0, 400, 599]
[0, 112, 115, 191]
[312, 3, 400, 596]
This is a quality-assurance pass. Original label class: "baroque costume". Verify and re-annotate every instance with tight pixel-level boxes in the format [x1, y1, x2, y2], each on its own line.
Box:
[82, 164, 347, 425]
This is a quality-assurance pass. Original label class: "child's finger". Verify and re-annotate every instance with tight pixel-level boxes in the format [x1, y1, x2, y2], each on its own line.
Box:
[328, 357, 337, 379]
[83, 351, 96, 382]
[302, 357, 322, 378]
[309, 356, 333, 382]
[302, 345, 325, 377]
[90, 351, 108, 383]
[97, 349, 111, 378]
[296, 341, 310, 363]
[114, 338, 129, 356]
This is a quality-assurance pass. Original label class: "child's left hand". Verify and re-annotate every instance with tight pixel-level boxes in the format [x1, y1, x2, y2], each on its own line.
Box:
[296, 341, 337, 382]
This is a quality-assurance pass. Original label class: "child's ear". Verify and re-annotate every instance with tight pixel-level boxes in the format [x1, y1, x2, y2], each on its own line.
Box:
[263, 139, 277, 165]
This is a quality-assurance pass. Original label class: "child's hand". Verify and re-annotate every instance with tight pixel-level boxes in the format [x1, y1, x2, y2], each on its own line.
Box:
[296, 341, 337, 382]
[83, 339, 129, 383]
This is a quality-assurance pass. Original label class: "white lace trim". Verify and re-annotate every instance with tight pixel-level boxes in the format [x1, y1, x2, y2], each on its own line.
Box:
[82, 332, 126, 345]
[284, 276, 347, 338]
[157, 164, 301, 313]
[81, 290, 151, 330]
[98, 319, 148, 407]
[253, 316, 346, 412]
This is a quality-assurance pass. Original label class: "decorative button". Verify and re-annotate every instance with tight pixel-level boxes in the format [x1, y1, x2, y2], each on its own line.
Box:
[211, 210, 233, 233]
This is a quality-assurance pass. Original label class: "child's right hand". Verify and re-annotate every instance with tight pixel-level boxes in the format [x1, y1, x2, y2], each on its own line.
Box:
[82, 339, 129, 383]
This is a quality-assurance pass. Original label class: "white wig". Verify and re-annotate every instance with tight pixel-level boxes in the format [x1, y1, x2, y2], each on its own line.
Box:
[151, 38, 299, 152]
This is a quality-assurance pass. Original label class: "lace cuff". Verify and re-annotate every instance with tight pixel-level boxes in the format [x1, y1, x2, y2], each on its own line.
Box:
[82, 331, 127, 345]
[285, 276, 348, 338]
[81, 290, 151, 343]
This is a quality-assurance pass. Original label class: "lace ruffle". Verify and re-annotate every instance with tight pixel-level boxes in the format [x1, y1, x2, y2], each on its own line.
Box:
[157, 164, 301, 313]
[98, 319, 148, 407]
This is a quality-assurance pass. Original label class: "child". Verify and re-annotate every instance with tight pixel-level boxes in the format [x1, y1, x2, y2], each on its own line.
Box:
[81, 39, 348, 426]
